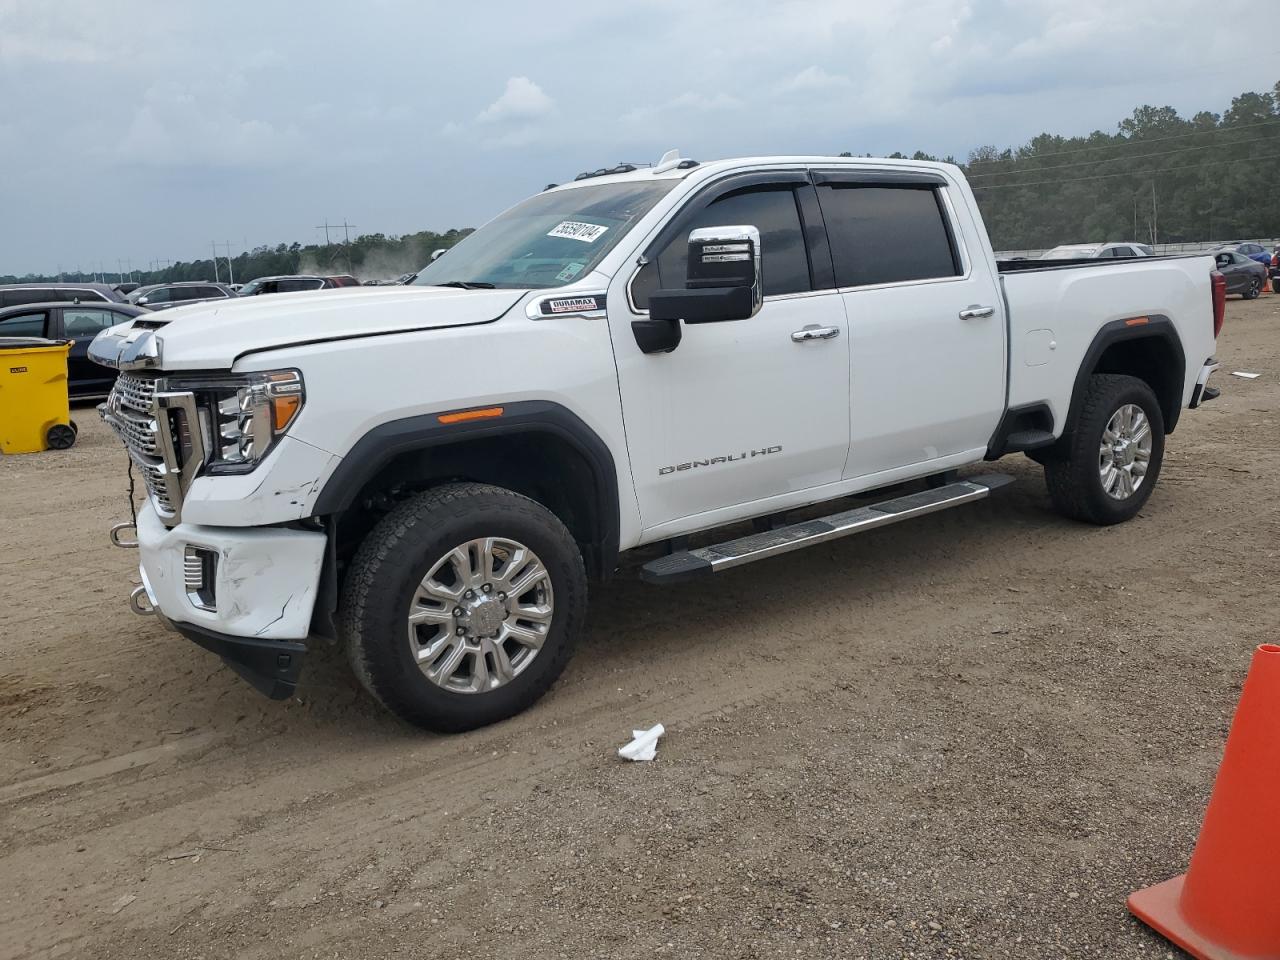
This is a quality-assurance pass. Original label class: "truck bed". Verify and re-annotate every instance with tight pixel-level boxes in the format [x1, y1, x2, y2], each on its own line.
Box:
[996, 254, 1207, 273]
[999, 253, 1217, 433]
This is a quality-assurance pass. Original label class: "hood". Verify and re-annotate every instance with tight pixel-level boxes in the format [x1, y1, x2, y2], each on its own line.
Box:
[89, 286, 525, 371]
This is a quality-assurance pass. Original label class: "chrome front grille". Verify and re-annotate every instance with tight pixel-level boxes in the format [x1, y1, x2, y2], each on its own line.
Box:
[103, 372, 180, 519]
[114, 372, 157, 413]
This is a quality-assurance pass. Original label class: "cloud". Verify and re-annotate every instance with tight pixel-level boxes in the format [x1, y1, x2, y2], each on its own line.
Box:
[476, 76, 554, 124]
[108, 82, 302, 168]
[779, 66, 852, 93]
[619, 91, 742, 128]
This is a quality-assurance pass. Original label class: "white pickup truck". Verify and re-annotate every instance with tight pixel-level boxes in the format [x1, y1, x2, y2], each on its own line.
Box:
[91, 153, 1225, 730]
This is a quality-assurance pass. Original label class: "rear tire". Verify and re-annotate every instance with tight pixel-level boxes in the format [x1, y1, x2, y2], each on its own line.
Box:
[1044, 374, 1165, 525]
[1245, 277, 1261, 299]
[341, 483, 587, 731]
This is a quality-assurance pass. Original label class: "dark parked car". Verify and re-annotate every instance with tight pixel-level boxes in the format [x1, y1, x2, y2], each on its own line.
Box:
[0, 301, 145, 397]
[1213, 250, 1268, 299]
[1213, 241, 1272, 269]
[127, 281, 238, 311]
[0, 283, 124, 309]
[236, 274, 361, 295]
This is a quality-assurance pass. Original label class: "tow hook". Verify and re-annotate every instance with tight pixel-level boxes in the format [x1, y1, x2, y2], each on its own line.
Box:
[110, 522, 139, 549]
[129, 584, 155, 616]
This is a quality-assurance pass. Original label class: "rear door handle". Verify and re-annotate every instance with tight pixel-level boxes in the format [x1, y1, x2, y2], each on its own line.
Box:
[959, 305, 995, 320]
[791, 325, 840, 342]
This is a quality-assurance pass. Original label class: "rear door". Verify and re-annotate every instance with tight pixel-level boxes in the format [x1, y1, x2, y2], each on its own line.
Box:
[57, 306, 126, 395]
[813, 170, 1006, 479]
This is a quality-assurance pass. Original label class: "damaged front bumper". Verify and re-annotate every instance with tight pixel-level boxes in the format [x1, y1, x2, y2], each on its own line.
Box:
[117, 502, 326, 698]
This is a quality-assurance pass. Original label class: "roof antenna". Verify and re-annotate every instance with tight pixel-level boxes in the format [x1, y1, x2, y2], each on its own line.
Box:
[652, 148, 682, 174]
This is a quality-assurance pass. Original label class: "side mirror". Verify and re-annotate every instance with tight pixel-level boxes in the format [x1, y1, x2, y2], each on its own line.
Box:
[650, 226, 762, 325]
[633, 226, 762, 355]
[431, 248, 447, 262]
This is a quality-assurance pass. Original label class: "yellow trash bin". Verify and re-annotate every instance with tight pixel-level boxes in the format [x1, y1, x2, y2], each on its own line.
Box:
[0, 338, 77, 454]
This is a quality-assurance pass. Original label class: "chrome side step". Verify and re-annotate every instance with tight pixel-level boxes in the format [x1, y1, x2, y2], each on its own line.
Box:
[640, 473, 1014, 584]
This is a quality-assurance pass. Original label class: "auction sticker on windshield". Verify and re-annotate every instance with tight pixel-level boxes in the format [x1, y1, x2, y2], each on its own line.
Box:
[548, 221, 609, 243]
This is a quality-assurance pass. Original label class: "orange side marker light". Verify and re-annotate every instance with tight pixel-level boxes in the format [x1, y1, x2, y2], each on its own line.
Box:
[438, 406, 504, 425]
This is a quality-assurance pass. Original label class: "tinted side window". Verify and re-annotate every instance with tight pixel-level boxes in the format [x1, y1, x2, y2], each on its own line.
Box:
[63, 308, 124, 337]
[1111, 247, 1135, 259]
[278, 278, 324, 292]
[819, 185, 960, 287]
[633, 187, 811, 310]
[1, 290, 47, 307]
[57, 288, 107, 302]
[0, 311, 48, 337]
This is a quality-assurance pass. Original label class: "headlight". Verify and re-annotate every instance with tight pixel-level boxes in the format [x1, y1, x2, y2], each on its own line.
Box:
[160, 369, 305, 473]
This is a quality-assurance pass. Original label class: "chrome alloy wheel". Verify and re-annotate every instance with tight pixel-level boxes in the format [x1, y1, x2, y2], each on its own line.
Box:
[1098, 403, 1153, 500]
[406, 537, 554, 694]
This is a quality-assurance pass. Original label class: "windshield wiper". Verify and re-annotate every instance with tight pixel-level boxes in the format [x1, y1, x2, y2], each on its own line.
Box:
[431, 280, 496, 289]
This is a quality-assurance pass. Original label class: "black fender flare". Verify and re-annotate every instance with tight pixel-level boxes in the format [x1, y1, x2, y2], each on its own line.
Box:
[311, 400, 620, 576]
[1066, 315, 1186, 436]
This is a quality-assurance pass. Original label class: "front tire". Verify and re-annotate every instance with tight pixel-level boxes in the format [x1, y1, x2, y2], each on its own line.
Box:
[341, 483, 587, 731]
[1245, 277, 1262, 299]
[1044, 374, 1165, 525]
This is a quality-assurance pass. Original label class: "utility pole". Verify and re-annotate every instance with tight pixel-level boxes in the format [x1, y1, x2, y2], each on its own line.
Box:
[315, 221, 357, 272]
[1151, 181, 1158, 246]
[211, 241, 221, 283]
[222, 242, 234, 285]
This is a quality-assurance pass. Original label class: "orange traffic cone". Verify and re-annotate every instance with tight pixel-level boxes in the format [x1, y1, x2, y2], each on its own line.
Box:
[1128, 643, 1280, 959]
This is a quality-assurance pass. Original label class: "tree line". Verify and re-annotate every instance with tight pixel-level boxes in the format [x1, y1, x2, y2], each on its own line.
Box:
[3, 228, 473, 287]
[5, 81, 1278, 284]
[852, 81, 1280, 250]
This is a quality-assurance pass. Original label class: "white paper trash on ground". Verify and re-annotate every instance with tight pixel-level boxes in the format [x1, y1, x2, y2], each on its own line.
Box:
[618, 724, 665, 762]
[1232, 371, 1261, 379]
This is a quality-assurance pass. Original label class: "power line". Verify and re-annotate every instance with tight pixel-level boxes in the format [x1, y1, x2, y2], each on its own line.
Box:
[966, 133, 1280, 179]
[965, 117, 1280, 167]
[971, 149, 1280, 190]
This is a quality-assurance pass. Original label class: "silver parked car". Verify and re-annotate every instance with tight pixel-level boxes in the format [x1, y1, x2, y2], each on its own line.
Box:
[1039, 242, 1154, 260]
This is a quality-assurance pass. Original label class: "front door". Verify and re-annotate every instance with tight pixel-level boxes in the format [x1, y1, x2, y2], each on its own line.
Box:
[811, 174, 1006, 477]
[608, 177, 851, 534]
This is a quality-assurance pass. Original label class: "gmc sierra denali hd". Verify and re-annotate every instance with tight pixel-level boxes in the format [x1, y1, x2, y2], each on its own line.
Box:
[90, 152, 1225, 731]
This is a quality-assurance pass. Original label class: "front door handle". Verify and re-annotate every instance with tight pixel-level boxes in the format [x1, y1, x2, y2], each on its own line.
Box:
[791, 325, 840, 342]
[959, 305, 996, 320]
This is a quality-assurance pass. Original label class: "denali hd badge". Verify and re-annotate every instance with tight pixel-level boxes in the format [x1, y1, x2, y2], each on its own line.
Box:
[659, 446, 782, 476]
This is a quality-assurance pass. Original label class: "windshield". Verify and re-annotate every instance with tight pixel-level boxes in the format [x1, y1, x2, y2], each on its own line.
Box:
[413, 179, 677, 290]
[238, 278, 266, 295]
[1041, 246, 1098, 260]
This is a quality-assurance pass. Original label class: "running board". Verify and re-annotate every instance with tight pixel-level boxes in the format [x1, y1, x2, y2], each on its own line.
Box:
[640, 473, 1014, 584]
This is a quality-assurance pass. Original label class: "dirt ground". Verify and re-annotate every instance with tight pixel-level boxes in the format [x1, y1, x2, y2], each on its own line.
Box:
[1, 295, 1277, 960]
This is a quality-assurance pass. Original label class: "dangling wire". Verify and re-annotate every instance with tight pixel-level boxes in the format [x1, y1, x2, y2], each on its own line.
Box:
[127, 459, 138, 529]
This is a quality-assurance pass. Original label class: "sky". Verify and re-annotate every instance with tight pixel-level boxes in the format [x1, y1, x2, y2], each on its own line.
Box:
[0, 0, 1276, 276]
